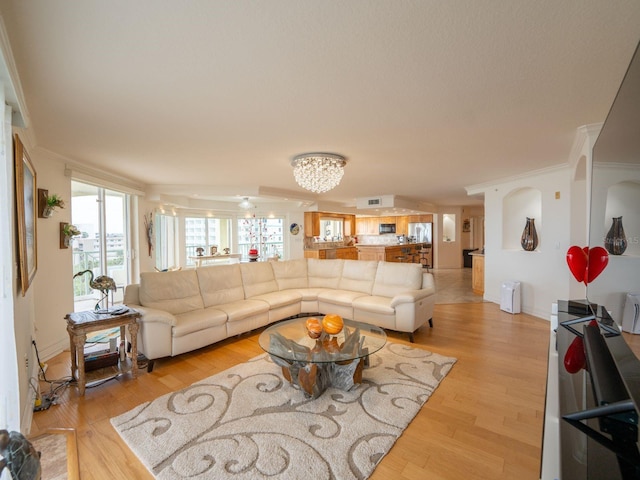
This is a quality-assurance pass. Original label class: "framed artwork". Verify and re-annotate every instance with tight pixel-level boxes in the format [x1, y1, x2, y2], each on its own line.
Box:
[463, 219, 471, 232]
[14, 134, 38, 296]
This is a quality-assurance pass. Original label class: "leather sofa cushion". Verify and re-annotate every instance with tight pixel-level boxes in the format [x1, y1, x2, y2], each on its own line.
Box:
[240, 262, 279, 298]
[140, 270, 204, 315]
[372, 262, 423, 297]
[338, 260, 377, 294]
[295, 287, 332, 301]
[197, 264, 245, 308]
[318, 289, 369, 307]
[307, 258, 344, 289]
[352, 295, 395, 315]
[250, 289, 302, 308]
[215, 298, 269, 322]
[173, 307, 228, 338]
[271, 259, 308, 290]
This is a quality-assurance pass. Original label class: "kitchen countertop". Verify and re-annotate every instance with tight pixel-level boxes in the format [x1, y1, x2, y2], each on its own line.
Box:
[305, 242, 431, 251]
[356, 243, 431, 247]
[304, 245, 356, 250]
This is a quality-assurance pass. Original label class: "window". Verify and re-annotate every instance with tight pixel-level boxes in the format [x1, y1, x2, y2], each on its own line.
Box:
[71, 181, 131, 311]
[238, 216, 284, 259]
[185, 216, 232, 266]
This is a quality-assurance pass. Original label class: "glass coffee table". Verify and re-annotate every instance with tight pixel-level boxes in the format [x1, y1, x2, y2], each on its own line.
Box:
[258, 316, 387, 398]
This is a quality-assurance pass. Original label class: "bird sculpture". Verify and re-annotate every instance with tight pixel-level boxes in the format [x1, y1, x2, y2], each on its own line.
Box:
[73, 269, 117, 311]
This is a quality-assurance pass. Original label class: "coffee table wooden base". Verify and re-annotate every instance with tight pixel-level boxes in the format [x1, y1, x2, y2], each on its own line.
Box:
[273, 356, 365, 398]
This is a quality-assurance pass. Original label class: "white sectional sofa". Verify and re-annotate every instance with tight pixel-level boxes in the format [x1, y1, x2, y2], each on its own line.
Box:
[124, 258, 435, 371]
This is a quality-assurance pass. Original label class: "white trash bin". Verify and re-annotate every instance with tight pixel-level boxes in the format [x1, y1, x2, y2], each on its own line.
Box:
[500, 281, 521, 314]
[621, 293, 640, 334]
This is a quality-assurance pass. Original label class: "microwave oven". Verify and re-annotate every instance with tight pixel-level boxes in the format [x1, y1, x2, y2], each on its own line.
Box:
[379, 223, 396, 234]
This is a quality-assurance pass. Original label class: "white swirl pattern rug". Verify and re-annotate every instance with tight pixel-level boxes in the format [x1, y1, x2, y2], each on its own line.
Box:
[111, 343, 456, 480]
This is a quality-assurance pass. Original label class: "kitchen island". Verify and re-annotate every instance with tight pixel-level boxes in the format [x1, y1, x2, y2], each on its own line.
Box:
[356, 243, 431, 264]
[304, 243, 432, 264]
[303, 246, 358, 260]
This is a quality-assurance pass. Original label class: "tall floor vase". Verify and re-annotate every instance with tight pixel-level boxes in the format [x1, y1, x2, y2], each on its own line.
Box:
[521, 217, 538, 251]
[604, 216, 627, 255]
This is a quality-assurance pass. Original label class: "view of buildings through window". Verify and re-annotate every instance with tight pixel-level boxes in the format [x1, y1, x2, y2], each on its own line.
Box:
[184, 217, 232, 266]
[71, 181, 130, 311]
[238, 216, 284, 260]
[156, 213, 286, 269]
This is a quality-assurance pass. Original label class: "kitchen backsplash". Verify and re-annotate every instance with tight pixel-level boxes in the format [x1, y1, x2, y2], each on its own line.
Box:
[356, 234, 401, 245]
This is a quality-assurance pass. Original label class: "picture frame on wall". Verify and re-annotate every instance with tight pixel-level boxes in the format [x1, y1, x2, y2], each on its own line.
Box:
[14, 134, 37, 296]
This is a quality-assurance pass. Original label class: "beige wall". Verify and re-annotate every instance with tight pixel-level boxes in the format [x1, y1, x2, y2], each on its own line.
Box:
[30, 148, 75, 360]
[10, 131, 75, 431]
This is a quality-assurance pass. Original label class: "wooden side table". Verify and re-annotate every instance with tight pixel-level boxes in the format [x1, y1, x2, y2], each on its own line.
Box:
[65, 308, 140, 395]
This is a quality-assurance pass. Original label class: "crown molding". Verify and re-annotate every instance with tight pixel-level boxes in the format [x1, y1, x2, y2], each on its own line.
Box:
[568, 123, 602, 168]
[465, 163, 568, 196]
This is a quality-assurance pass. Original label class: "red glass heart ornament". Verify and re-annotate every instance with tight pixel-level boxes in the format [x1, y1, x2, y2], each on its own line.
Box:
[586, 246, 609, 284]
[564, 336, 586, 374]
[566, 246, 609, 285]
[566, 246, 588, 283]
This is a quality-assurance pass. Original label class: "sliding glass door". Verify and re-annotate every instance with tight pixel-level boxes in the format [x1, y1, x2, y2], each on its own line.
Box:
[71, 181, 131, 311]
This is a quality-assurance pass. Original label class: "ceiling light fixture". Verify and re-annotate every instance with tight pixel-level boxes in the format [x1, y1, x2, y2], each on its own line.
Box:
[290, 153, 347, 193]
[238, 197, 255, 209]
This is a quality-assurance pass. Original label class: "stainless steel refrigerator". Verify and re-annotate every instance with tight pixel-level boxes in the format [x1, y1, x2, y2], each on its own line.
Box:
[408, 222, 432, 244]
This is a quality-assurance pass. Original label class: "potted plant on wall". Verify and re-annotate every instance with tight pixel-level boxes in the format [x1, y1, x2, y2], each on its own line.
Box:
[60, 223, 81, 248]
[43, 193, 65, 218]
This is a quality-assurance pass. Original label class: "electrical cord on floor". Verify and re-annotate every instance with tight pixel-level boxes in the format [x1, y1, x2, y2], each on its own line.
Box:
[32, 340, 74, 411]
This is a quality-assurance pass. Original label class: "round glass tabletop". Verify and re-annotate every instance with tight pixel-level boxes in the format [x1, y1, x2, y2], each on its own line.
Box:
[258, 316, 387, 364]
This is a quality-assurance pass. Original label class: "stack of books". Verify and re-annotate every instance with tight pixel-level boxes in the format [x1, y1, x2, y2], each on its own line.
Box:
[84, 343, 119, 372]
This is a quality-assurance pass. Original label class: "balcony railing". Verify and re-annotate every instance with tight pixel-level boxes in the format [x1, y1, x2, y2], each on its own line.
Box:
[72, 248, 127, 304]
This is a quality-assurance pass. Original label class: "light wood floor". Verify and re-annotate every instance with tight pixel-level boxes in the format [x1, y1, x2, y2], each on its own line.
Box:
[32, 298, 552, 480]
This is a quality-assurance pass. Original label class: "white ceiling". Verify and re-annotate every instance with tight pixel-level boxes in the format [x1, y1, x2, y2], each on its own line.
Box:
[1, 1, 639, 212]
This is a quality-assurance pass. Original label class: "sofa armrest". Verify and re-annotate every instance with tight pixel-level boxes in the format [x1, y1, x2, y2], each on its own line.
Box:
[129, 304, 177, 326]
[390, 289, 433, 308]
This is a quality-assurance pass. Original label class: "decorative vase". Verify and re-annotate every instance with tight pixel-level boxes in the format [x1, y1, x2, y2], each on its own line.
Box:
[43, 205, 54, 218]
[604, 216, 627, 255]
[521, 217, 538, 251]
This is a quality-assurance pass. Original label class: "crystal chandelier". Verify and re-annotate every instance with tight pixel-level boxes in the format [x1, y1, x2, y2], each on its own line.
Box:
[290, 153, 347, 193]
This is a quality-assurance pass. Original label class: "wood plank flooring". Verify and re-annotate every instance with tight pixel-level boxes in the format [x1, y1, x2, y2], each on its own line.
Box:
[31, 301, 551, 480]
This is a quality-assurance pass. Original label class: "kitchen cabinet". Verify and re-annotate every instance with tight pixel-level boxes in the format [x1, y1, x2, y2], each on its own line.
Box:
[356, 217, 378, 235]
[305, 247, 357, 260]
[472, 254, 484, 295]
[304, 212, 320, 237]
[396, 216, 408, 235]
[385, 246, 404, 262]
[407, 214, 433, 224]
[336, 247, 358, 260]
[379, 216, 394, 226]
[357, 246, 386, 261]
[357, 245, 422, 263]
[304, 249, 327, 259]
[344, 216, 355, 236]
[355, 215, 429, 236]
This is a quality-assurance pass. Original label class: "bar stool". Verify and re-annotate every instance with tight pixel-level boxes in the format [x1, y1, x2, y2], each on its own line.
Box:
[419, 246, 431, 271]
